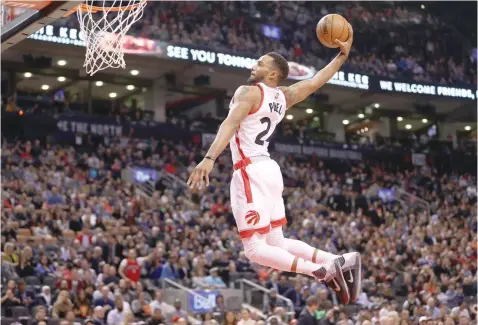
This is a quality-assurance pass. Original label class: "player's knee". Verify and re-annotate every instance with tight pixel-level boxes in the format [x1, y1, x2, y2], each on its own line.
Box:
[242, 235, 266, 263]
[266, 227, 287, 249]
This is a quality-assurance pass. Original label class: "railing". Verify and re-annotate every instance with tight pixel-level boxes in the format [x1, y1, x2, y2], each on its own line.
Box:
[238, 279, 295, 321]
[161, 279, 203, 325]
[394, 186, 431, 216]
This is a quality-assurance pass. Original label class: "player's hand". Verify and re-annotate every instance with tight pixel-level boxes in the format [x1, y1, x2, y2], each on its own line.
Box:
[335, 23, 353, 58]
[187, 158, 214, 189]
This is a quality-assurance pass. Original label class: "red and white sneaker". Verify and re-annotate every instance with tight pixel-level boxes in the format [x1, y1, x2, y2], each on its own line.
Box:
[338, 252, 361, 303]
[312, 258, 350, 305]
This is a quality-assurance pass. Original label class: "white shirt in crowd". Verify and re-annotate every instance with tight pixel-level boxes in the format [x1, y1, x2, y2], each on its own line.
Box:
[106, 302, 131, 325]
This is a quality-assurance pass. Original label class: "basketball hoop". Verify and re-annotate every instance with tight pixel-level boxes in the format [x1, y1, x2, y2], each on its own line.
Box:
[67, 0, 147, 76]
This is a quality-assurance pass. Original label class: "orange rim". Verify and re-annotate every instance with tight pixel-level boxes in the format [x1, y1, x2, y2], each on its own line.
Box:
[64, 0, 146, 17]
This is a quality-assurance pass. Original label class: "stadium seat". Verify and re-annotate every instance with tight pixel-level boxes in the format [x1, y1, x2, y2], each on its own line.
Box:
[25, 276, 41, 286]
[11, 306, 30, 319]
[17, 229, 32, 236]
[48, 319, 60, 325]
[43, 276, 56, 288]
[62, 230, 76, 240]
[1, 318, 14, 325]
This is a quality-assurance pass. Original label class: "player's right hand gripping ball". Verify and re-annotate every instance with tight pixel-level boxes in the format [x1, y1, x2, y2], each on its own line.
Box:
[317, 14, 350, 48]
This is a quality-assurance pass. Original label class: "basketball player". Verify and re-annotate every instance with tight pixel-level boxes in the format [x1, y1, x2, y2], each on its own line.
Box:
[187, 24, 359, 305]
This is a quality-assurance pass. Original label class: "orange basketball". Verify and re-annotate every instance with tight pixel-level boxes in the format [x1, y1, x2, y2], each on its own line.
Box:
[316, 14, 350, 48]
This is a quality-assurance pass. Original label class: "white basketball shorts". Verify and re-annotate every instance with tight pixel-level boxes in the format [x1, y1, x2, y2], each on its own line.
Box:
[230, 158, 287, 239]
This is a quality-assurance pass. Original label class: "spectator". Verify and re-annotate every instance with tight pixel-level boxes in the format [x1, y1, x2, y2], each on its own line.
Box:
[107, 296, 129, 325]
[94, 286, 115, 310]
[36, 255, 56, 278]
[91, 306, 106, 325]
[205, 267, 227, 289]
[169, 299, 188, 323]
[297, 296, 319, 325]
[52, 290, 74, 319]
[147, 308, 166, 325]
[74, 288, 93, 318]
[119, 249, 156, 285]
[238, 308, 256, 325]
[32, 306, 48, 325]
[3, 242, 19, 265]
[36, 286, 53, 311]
[224, 311, 238, 325]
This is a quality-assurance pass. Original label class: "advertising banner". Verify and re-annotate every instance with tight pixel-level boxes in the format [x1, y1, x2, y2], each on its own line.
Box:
[29, 24, 477, 100]
[188, 290, 220, 313]
[411, 153, 426, 166]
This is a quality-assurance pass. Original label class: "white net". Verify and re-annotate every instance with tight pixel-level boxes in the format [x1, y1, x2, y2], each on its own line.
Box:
[77, 0, 147, 76]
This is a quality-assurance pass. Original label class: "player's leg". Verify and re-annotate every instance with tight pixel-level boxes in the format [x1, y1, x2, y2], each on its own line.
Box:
[230, 164, 348, 304]
[241, 232, 349, 305]
[267, 163, 360, 303]
[267, 224, 361, 302]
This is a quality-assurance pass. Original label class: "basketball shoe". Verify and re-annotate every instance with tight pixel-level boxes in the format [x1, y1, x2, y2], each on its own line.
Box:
[338, 252, 361, 302]
[312, 258, 350, 305]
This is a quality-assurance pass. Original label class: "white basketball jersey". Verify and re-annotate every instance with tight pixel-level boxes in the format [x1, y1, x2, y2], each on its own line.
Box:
[229, 83, 286, 164]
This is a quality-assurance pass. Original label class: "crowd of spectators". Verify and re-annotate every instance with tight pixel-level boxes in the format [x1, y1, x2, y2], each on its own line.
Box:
[1, 123, 476, 325]
[59, 2, 477, 86]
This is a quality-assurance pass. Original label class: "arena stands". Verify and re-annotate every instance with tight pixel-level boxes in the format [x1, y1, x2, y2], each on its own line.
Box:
[1, 119, 476, 325]
[105, 1, 477, 86]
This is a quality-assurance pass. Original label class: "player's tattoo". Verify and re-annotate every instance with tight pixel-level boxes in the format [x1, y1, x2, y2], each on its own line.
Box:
[236, 86, 250, 100]
[279, 86, 299, 108]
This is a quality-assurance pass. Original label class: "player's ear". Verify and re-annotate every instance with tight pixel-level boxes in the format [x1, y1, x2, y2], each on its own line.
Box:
[269, 70, 278, 80]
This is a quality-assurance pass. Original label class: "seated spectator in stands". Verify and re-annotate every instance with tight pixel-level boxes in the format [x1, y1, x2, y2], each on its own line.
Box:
[168, 299, 188, 323]
[3, 242, 19, 265]
[90, 306, 106, 325]
[32, 306, 48, 325]
[66, 310, 82, 325]
[205, 267, 227, 289]
[160, 255, 179, 280]
[236, 252, 254, 273]
[297, 296, 319, 325]
[192, 268, 208, 288]
[212, 294, 227, 319]
[147, 308, 166, 325]
[238, 308, 256, 325]
[103, 265, 120, 286]
[177, 256, 191, 281]
[52, 290, 74, 319]
[119, 248, 156, 285]
[15, 279, 35, 308]
[74, 288, 92, 318]
[284, 282, 305, 315]
[94, 286, 115, 310]
[224, 311, 238, 325]
[36, 286, 53, 311]
[263, 289, 284, 315]
[107, 296, 129, 325]
[149, 289, 168, 315]
[77, 226, 94, 249]
[16, 246, 35, 278]
[316, 289, 333, 310]
[1, 288, 21, 317]
[132, 291, 152, 318]
[36, 255, 56, 278]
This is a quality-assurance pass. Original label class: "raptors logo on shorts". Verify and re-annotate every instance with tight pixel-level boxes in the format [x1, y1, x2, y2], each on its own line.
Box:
[245, 210, 260, 225]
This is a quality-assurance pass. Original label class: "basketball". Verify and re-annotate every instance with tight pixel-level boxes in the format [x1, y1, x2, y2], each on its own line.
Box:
[316, 14, 350, 48]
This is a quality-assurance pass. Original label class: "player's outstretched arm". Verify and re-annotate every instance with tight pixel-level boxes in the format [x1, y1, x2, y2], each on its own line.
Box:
[187, 85, 261, 189]
[280, 24, 354, 109]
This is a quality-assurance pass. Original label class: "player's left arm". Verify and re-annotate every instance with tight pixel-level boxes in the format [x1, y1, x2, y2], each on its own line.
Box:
[280, 24, 354, 109]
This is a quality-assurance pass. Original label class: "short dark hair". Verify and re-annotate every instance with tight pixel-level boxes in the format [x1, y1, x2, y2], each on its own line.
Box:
[266, 52, 289, 81]
[306, 296, 319, 307]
